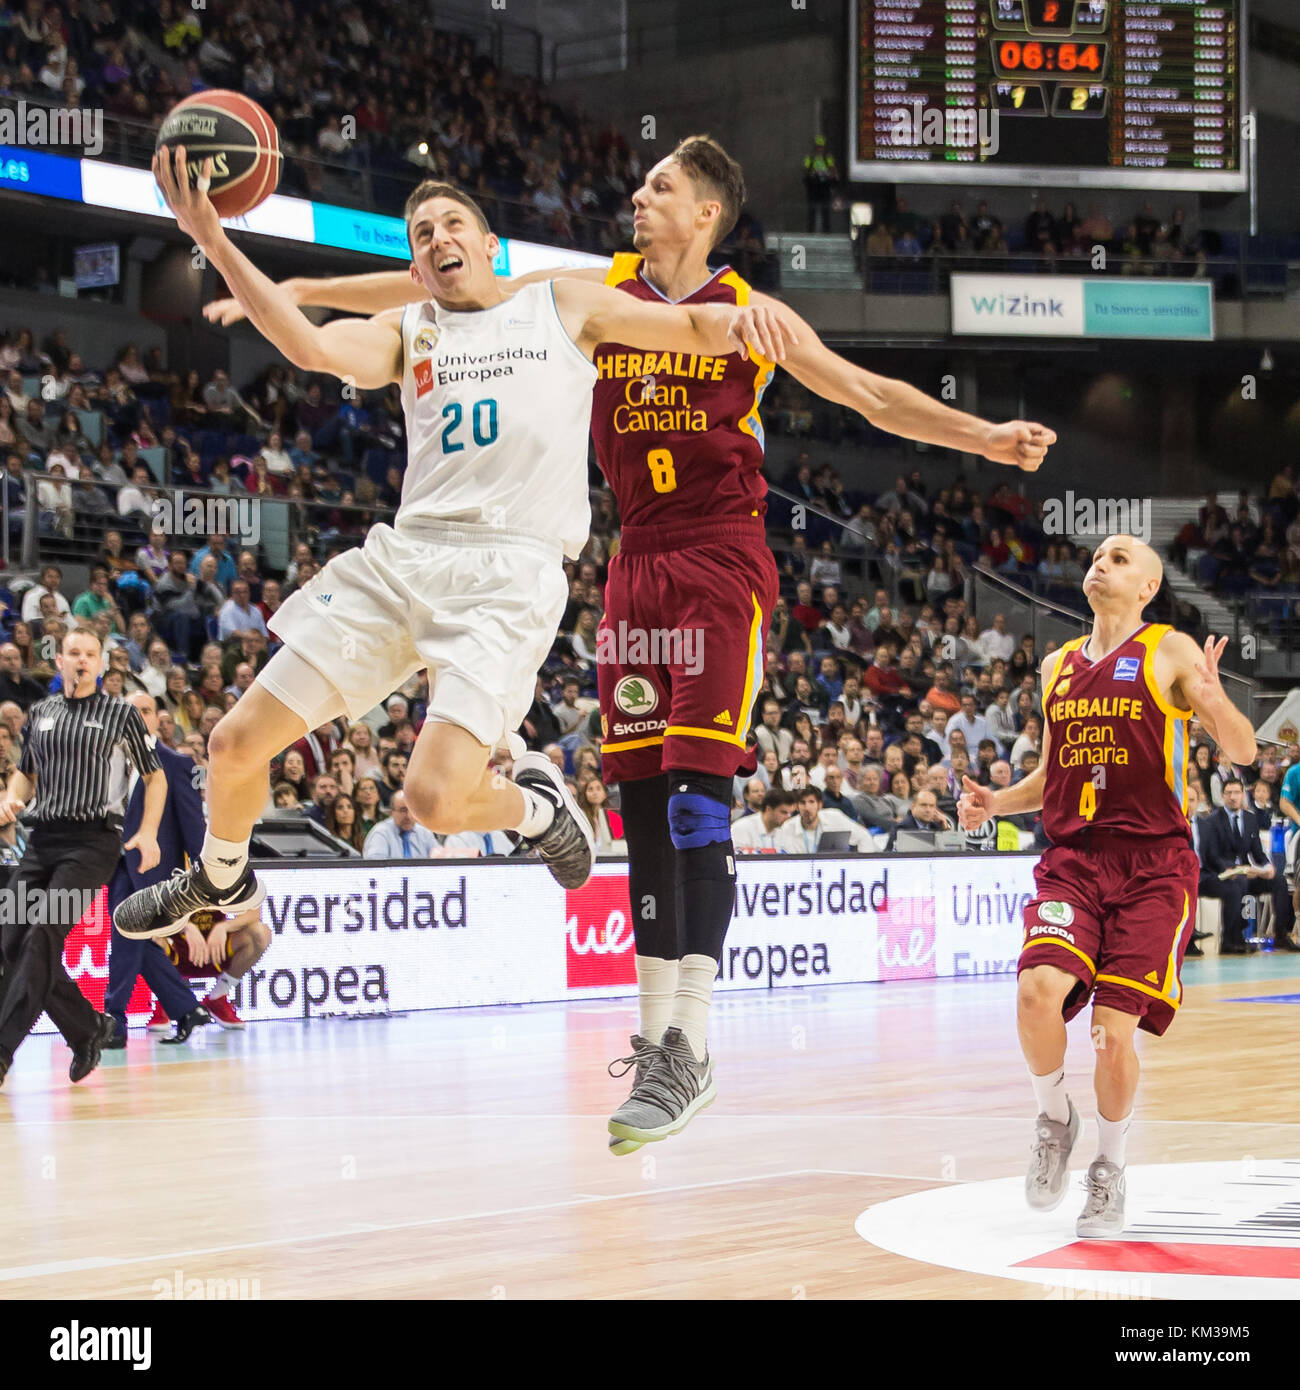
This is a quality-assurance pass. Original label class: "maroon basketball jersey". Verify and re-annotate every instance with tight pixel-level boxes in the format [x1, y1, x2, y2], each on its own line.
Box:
[1041, 623, 1192, 844]
[590, 253, 774, 529]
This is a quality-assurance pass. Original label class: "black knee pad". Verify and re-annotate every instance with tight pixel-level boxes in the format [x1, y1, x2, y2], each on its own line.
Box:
[617, 775, 678, 961]
[668, 770, 736, 961]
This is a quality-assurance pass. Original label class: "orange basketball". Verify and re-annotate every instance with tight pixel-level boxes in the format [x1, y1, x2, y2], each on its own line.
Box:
[155, 90, 281, 218]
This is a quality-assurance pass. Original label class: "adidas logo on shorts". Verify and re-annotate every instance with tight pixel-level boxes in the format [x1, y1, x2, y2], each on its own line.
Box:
[316, 593, 333, 605]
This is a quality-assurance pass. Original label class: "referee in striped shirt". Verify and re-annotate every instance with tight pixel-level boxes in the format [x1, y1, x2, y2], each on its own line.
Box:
[0, 625, 165, 1087]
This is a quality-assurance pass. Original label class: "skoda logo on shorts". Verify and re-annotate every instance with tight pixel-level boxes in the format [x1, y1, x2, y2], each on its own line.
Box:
[1039, 901, 1075, 926]
[614, 676, 657, 716]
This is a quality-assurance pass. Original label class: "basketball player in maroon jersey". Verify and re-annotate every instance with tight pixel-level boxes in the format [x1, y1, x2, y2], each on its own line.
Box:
[959, 535, 1257, 1236]
[207, 136, 1055, 1152]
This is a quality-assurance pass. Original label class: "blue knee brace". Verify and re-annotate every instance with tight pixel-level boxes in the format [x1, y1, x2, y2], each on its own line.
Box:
[667, 774, 734, 850]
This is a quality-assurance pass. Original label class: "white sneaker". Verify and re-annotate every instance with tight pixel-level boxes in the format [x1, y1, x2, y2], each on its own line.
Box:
[1076, 1159, 1127, 1238]
[1025, 1098, 1081, 1211]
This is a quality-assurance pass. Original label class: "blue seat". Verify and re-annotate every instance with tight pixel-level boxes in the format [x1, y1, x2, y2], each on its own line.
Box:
[75, 410, 103, 446]
[138, 446, 166, 484]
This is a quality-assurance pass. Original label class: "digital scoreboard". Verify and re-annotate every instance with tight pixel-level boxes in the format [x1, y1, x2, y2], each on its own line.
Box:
[849, 1, 1246, 190]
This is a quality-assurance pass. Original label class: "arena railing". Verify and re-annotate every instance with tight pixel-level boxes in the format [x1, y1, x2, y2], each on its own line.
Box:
[1237, 593, 1300, 677]
[549, 0, 840, 80]
[971, 563, 1263, 725]
[0, 96, 628, 260]
[846, 251, 1298, 304]
[16, 473, 397, 577]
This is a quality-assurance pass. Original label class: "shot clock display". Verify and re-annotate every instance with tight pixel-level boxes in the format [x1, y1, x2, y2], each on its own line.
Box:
[849, 0, 1245, 190]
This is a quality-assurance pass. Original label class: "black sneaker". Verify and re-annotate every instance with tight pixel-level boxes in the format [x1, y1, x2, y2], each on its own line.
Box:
[103, 1019, 127, 1049]
[159, 1005, 211, 1044]
[1185, 942, 1204, 957]
[113, 864, 264, 941]
[512, 751, 596, 889]
[69, 1012, 117, 1083]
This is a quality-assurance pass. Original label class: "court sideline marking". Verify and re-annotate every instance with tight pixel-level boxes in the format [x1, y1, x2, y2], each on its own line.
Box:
[0, 1166, 950, 1284]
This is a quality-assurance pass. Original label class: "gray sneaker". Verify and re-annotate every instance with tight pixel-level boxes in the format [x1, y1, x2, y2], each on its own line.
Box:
[1025, 1098, 1081, 1211]
[606, 1034, 655, 1156]
[607, 1026, 717, 1145]
[513, 752, 596, 889]
[1076, 1159, 1127, 1238]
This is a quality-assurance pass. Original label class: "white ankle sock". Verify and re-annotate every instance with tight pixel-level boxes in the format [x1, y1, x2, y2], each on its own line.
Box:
[1029, 1063, 1070, 1124]
[668, 953, 717, 1062]
[635, 956, 677, 1043]
[208, 971, 238, 1001]
[201, 833, 248, 890]
[1096, 1111, 1131, 1167]
[513, 787, 555, 838]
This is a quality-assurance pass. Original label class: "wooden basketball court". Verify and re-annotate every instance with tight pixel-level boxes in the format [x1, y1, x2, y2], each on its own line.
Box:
[1, 955, 1296, 1299]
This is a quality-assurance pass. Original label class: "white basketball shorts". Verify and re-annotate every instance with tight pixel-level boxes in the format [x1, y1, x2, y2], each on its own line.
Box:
[267, 519, 568, 749]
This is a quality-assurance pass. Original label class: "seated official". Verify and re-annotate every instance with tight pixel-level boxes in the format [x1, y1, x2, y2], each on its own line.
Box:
[732, 790, 794, 852]
[1250, 795, 1298, 951]
[774, 786, 876, 853]
[1202, 777, 1275, 954]
[362, 790, 437, 859]
[890, 788, 955, 845]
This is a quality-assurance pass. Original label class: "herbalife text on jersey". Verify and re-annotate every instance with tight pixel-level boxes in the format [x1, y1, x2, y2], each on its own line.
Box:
[596, 622, 703, 676]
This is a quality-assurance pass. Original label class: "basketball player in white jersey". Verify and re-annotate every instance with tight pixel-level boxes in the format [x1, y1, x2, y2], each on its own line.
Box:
[114, 148, 793, 940]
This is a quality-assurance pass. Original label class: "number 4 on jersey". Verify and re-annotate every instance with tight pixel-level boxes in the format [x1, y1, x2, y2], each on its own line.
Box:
[1079, 763, 1106, 821]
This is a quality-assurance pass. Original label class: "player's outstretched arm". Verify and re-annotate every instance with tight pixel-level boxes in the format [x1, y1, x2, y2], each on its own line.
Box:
[958, 652, 1059, 829]
[556, 278, 796, 363]
[756, 297, 1055, 471]
[205, 269, 425, 325]
[204, 264, 609, 326]
[156, 147, 402, 387]
[1163, 631, 1257, 766]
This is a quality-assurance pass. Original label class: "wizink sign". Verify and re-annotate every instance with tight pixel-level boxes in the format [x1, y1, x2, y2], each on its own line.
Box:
[951, 274, 1214, 341]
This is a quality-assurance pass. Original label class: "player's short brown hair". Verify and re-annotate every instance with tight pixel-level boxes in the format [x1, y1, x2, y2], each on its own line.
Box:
[670, 135, 745, 248]
[403, 181, 491, 238]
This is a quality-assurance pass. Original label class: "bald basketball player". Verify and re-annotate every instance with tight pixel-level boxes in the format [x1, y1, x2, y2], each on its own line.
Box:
[960, 535, 1257, 1236]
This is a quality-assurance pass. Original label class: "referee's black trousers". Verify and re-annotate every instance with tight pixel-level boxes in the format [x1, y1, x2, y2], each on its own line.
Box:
[0, 823, 122, 1062]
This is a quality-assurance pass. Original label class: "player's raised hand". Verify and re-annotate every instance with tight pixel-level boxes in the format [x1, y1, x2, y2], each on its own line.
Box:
[984, 421, 1056, 472]
[1186, 634, 1230, 709]
[153, 145, 223, 247]
[204, 295, 246, 327]
[957, 775, 995, 831]
[725, 303, 797, 362]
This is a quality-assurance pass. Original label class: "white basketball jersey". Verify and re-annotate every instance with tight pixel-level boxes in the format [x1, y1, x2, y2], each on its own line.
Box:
[397, 282, 596, 558]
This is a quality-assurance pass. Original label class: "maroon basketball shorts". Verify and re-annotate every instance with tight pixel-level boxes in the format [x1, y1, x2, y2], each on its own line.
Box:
[1018, 835, 1199, 1036]
[598, 521, 778, 784]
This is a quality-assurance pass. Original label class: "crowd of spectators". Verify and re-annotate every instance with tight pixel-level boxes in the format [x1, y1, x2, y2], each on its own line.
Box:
[861, 195, 1216, 278]
[0, 312, 1285, 869]
[0, 322, 405, 552]
[0, 0, 768, 271]
[1171, 475, 1300, 616]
